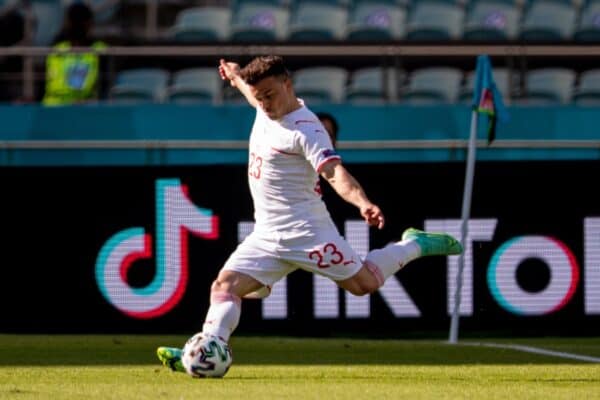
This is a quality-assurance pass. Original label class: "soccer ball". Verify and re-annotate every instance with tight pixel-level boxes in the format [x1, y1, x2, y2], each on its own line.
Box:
[181, 332, 233, 378]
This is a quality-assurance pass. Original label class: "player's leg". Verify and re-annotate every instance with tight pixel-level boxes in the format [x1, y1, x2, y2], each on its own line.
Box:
[338, 227, 463, 296]
[157, 270, 261, 373]
[201, 269, 263, 341]
[158, 232, 294, 373]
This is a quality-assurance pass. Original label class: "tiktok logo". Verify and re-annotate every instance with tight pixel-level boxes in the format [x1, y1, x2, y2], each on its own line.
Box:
[95, 179, 219, 319]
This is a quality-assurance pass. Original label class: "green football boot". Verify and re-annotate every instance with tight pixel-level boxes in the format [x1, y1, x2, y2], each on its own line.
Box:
[157, 346, 185, 373]
[401, 228, 463, 257]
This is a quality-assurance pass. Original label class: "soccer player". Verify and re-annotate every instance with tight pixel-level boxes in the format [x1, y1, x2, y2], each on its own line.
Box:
[157, 56, 463, 374]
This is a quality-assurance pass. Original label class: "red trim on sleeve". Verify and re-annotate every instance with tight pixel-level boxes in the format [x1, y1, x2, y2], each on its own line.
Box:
[316, 156, 341, 173]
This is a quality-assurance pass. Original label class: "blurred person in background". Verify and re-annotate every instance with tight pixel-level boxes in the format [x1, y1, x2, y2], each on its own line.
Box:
[0, 1, 27, 102]
[316, 111, 338, 148]
[0, 2, 26, 46]
[42, 1, 107, 106]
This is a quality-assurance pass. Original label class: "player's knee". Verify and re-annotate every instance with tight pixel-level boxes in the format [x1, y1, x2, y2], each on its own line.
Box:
[211, 278, 232, 294]
[210, 279, 222, 293]
[339, 263, 383, 296]
[347, 281, 378, 296]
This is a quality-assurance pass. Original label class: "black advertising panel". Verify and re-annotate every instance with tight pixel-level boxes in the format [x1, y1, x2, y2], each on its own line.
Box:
[1, 161, 599, 336]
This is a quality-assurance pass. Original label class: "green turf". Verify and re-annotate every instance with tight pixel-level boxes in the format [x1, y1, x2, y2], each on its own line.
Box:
[1, 335, 599, 399]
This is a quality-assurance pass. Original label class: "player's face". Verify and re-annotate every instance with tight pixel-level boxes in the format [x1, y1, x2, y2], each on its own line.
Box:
[250, 75, 295, 120]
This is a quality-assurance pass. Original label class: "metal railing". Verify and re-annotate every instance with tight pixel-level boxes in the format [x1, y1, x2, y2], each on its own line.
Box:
[1, 139, 599, 150]
[2, 44, 600, 101]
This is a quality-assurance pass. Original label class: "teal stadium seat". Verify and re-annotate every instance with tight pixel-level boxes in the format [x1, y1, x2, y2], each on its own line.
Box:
[573, 69, 600, 105]
[574, 3, 600, 41]
[109, 68, 170, 104]
[402, 67, 463, 104]
[170, 6, 231, 42]
[31, 0, 64, 46]
[293, 66, 348, 104]
[463, 1, 520, 40]
[230, 2, 289, 42]
[293, 0, 352, 7]
[459, 68, 513, 104]
[231, 0, 291, 7]
[346, 2, 407, 41]
[287, 3, 348, 41]
[346, 66, 404, 104]
[517, 68, 576, 104]
[167, 68, 222, 105]
[518, 1, 576, 41]
[405, 2, 465, 40]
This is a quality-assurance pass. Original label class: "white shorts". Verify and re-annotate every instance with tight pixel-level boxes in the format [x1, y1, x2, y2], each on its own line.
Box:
[222, 226, 363, 287]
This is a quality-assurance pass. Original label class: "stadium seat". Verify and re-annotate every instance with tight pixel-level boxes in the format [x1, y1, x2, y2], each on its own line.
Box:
[573, 3, 600, 41]
[223, 86, 248, 104]
[230, 3, 289, 42]
[30, 0, 64, 46]
[231, 0, 291, 8]
[346, 66, 404, 103]
[287, 3, 348, 41]
[292, 66, 348, 103]
[573, 69, 600, 105]
[402, 67, 463, 104]
[405, 2, 465, 40]
[518, 1, 577, 41]
[463, 1, 520, 41]
[517, 68, 576, 104]
[459, 67, 513, 104]
[170, 6, 231, 42]
[167, 68, 222, 105]
[109, 68, 170, 104]
[346, 2, 407, 41]
[293, 0, 352, 7]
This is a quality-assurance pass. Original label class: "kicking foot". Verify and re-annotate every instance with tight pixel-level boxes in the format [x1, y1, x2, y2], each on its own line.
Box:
[401, 228, 463, 257]
[157, 346, 185, 373]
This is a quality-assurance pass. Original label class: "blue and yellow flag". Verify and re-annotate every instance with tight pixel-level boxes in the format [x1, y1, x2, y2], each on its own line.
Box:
[472, 55, 509, 144]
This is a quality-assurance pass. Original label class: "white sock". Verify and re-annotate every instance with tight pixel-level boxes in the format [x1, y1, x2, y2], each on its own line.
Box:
[365, 240, 421, 281]
[202, 292, 241, 342]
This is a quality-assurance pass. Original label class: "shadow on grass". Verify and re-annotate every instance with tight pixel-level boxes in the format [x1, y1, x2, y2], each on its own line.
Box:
[0, 335, 599, 366]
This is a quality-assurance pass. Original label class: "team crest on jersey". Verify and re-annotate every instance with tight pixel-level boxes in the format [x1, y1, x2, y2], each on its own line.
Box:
[322, 149, 338, 158]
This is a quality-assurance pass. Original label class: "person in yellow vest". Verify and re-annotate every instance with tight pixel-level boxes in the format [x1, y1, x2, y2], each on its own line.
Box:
[43, 2, 107, 106]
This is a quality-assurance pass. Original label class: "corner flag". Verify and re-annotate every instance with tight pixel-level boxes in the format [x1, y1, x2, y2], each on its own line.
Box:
[471, 55, 508, 144]
[449, 54, 509, 344]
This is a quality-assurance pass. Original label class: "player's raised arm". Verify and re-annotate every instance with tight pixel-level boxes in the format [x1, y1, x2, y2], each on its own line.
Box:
[320, 161, 385, 229]
[218, 59, 258, 108]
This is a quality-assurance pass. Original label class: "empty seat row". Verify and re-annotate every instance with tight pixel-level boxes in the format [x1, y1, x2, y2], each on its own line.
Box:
[108, 66, 600, 105]
[169, 1, 600, 42]
[110, 68, 221, 104]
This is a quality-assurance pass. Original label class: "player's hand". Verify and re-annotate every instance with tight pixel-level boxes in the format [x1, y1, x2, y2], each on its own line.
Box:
[360, 204, 385, 229]
[219, 59, 241, 87]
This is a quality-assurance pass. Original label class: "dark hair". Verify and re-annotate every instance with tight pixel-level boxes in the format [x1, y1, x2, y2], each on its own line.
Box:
[54, 2, 94, 45]
[240, 55, 290, 85]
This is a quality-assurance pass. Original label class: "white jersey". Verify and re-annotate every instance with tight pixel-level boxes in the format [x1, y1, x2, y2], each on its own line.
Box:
[247, 101, 341, 234]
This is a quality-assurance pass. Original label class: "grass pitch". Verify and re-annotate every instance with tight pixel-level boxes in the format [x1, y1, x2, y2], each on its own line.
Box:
[1, 335, 599, 400]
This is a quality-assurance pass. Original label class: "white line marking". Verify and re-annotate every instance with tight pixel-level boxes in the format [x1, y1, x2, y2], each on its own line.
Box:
[457, 341, 600, 363]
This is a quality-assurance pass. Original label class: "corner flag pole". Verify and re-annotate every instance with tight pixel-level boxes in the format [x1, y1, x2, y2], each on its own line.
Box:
[449, 109, 478, 344]
[448, 55, 508, 344]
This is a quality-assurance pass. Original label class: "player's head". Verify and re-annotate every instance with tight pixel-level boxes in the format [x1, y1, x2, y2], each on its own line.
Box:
[316, 112, 338, 147]
[241, 55, 297, 120]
